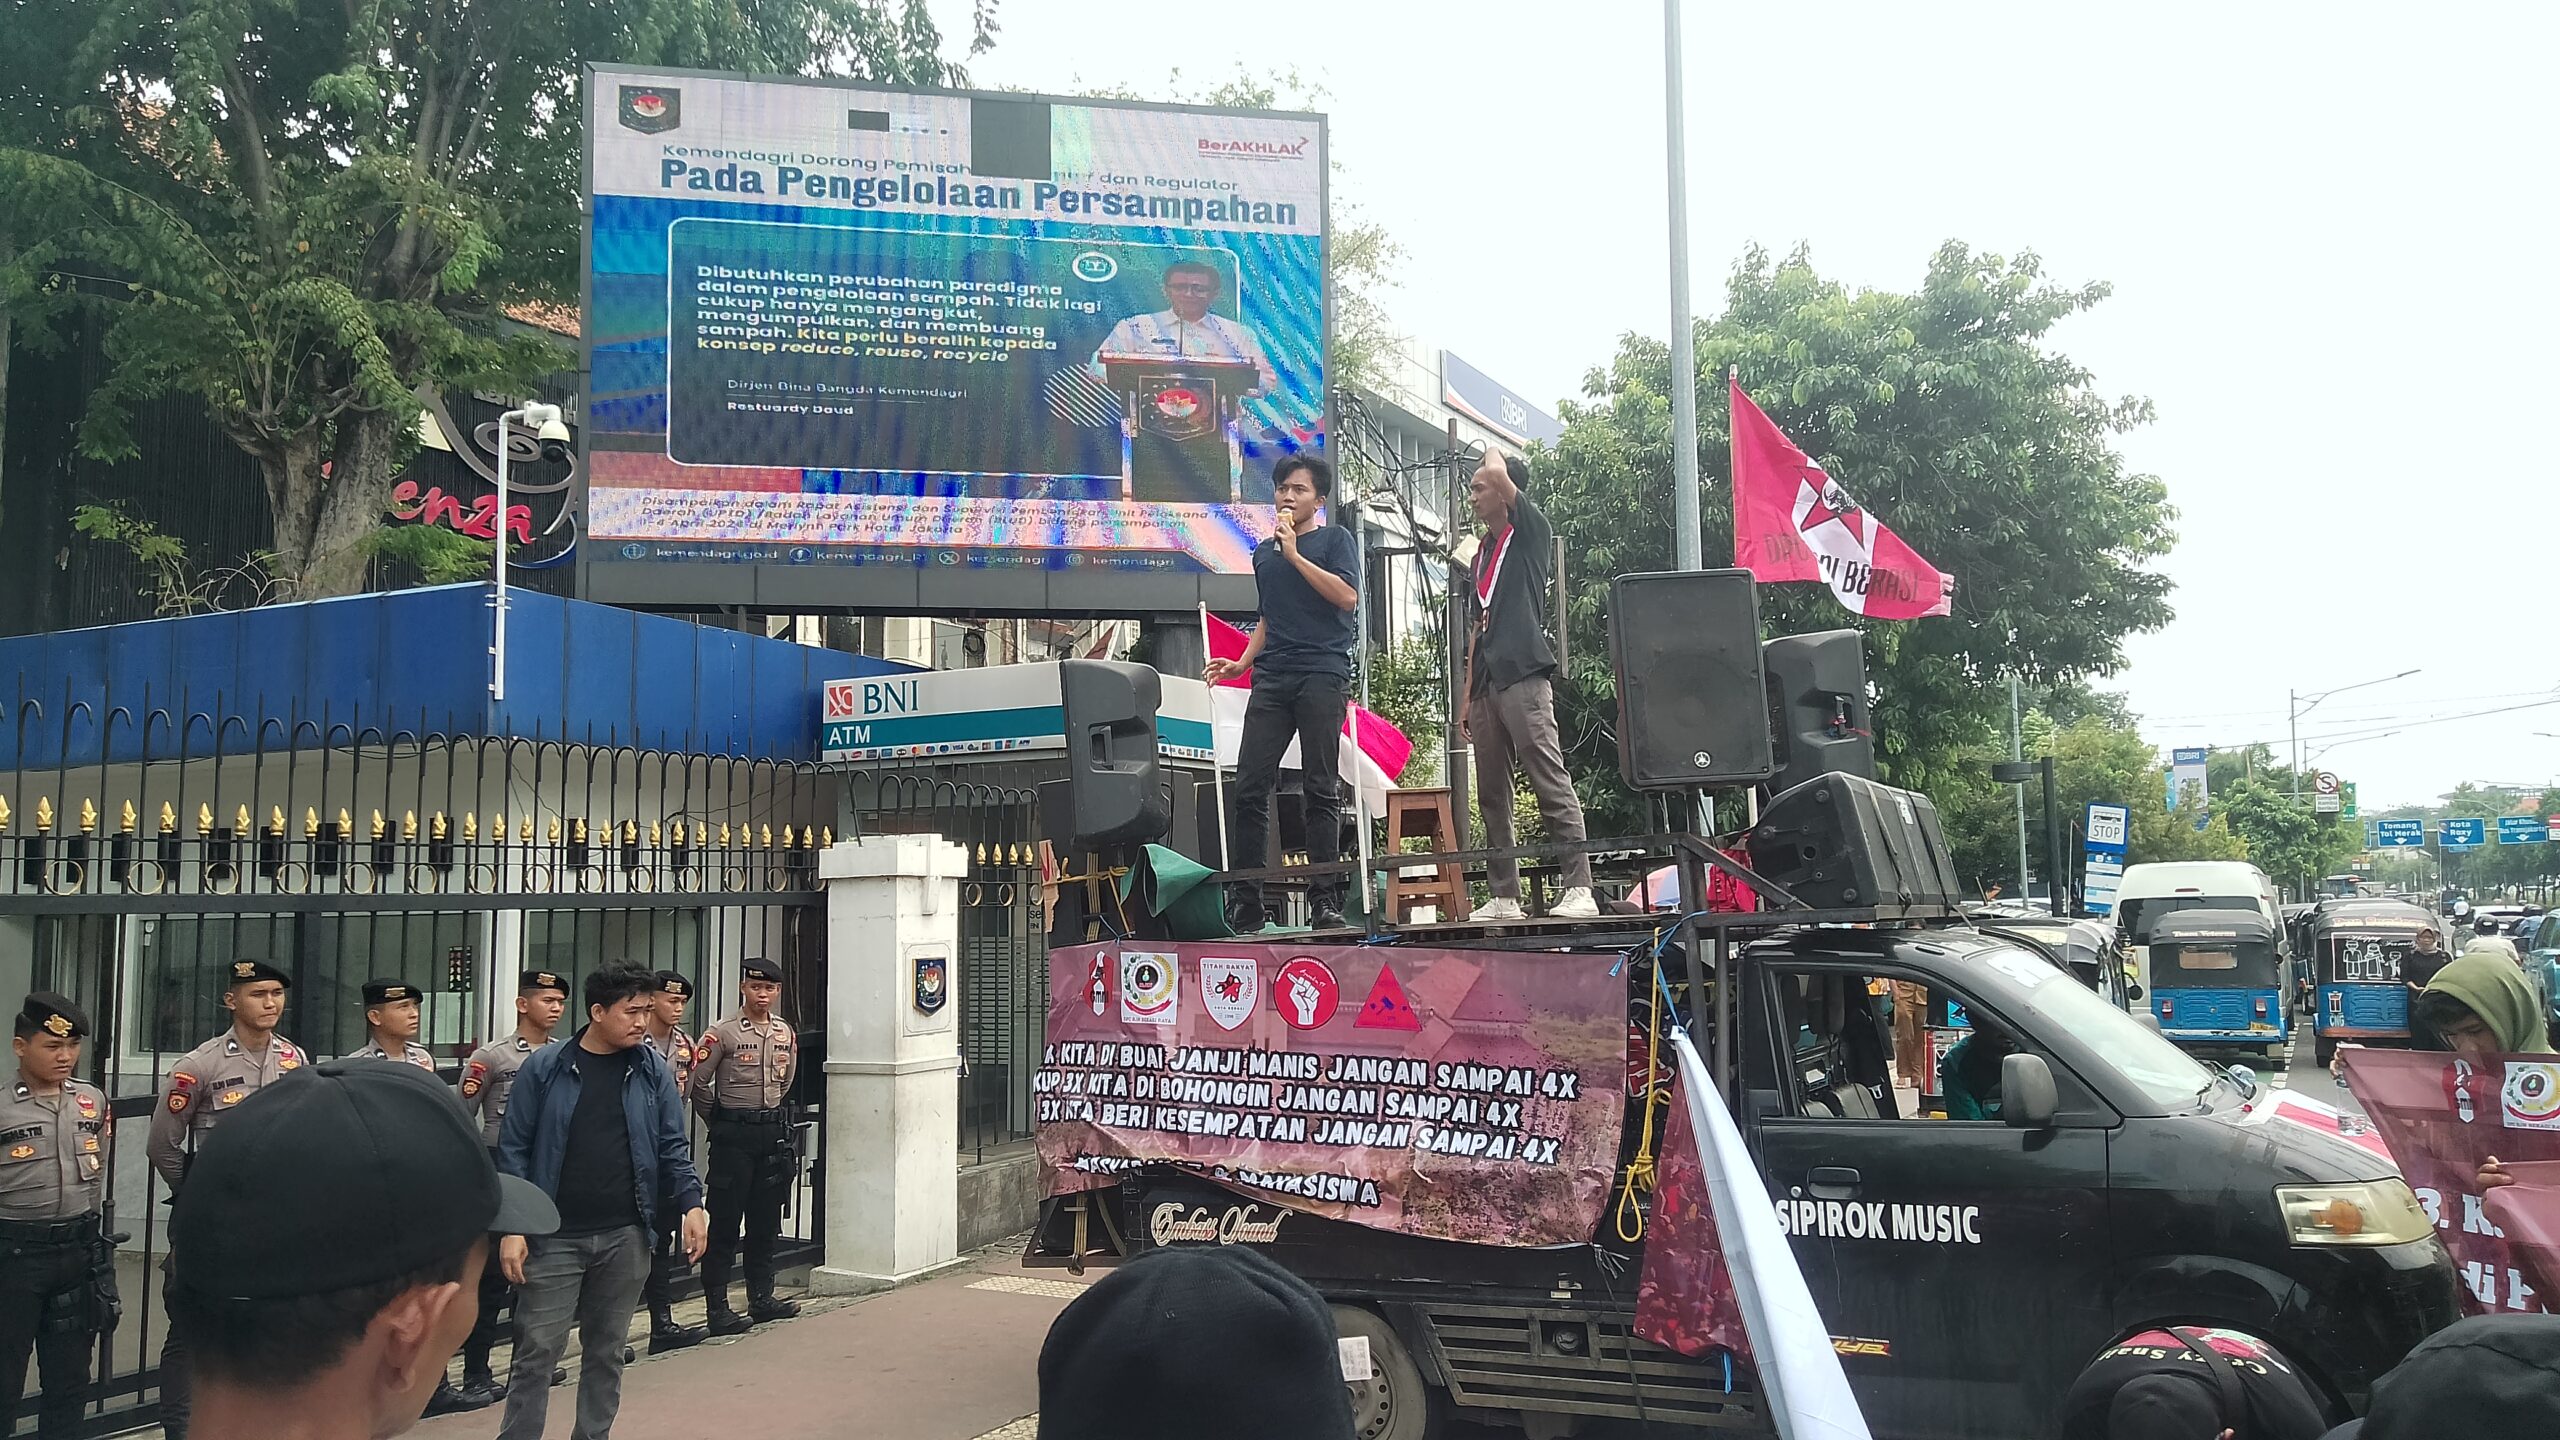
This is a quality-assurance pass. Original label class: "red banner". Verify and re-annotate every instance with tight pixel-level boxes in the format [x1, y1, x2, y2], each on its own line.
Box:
[1730, 376, 1952, 620]
[2341, 1048, 2560, 1314]
[1633, 1066, 1751, 1357]
[1037, 942, 1629, 1247]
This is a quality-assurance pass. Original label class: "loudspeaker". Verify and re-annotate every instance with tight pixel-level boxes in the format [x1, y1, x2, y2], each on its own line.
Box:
[1745, 773, 1962, 915]
[1058, 660, 1170, 849]
[1609, 570, 1776, 790]
[1763, 630, 1876, 795]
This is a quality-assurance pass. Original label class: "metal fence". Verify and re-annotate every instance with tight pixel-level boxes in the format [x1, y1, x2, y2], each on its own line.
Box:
[837, 771, 1044, 1164]
[0, 687, 833, 1437]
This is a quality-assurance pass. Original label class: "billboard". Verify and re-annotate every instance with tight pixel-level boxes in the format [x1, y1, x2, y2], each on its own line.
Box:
[581, 68, 1329, 614]
[1440, 350, 1563, 450]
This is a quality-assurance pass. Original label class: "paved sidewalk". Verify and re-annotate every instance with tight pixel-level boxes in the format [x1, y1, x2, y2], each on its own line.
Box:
[410, 1243, 1085, 1440]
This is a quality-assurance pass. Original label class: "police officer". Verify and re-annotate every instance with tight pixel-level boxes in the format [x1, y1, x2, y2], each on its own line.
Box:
[688, 958, 799, 1333]
[0, 994, 115, 1440]
[453, 970, 568, 1407]
[147, 959, 302, 1440]
[639, 970, 707, 1354]
[347, 979, 436, 1069]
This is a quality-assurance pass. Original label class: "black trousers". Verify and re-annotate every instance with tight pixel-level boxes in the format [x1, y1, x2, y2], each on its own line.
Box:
[461, 1146, 514, 1381]
[701, 1122, 789, 1305]
[1229, 669, 1348, 916]
[0, 1238, 93, 1439]
[641, 1211, 689, 1320]
[157, 1258, 188, 1440]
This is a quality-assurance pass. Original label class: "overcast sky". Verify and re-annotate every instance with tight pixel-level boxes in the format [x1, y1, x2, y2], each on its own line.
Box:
[944, 1, 2560, 809]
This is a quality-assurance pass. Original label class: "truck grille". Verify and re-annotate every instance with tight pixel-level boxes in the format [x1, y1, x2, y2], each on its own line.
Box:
[1416, 1303, 1767, 1429]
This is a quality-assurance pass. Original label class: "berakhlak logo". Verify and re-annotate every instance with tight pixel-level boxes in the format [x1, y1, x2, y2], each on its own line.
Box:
[1195, 135, 1312, 162]
[2503, 1061, 2560, 1130]
[618, 85, 681, 134]
[1273, 957, 1339, 1030]
[1354, 963, 1422, 1032]
[1120, 950, 1179, 1027]
[1199, 957, 1258, 1032]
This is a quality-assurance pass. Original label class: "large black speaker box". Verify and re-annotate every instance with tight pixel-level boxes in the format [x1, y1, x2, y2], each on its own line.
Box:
[1608, 570, 1776, 790]
[1763, 629, 1877, 795]
[1058, 660, 1170, 849]
[1746, 773, 1962, 914]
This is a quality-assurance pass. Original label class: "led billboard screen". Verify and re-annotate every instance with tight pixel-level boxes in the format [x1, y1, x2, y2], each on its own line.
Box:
[581, 67, 1328, 614]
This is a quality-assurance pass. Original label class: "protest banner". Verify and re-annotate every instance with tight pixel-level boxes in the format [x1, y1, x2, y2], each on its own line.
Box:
[1036, 942, 1626, 1247]
[2341, 1047, 2560, 1314]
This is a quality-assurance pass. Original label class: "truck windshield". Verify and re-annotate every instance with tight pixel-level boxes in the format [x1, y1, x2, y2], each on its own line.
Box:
[1994, 948, 2219, 1110]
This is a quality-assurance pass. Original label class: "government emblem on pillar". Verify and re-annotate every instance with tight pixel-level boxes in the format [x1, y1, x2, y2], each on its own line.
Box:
[913, 953, 948, 1016]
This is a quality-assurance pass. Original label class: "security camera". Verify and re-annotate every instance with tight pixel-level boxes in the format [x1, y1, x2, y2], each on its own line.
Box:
[522, 403, 572, 465]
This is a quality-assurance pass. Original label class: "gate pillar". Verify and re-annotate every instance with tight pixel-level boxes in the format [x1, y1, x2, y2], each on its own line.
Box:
[810, 833, 969, 1294]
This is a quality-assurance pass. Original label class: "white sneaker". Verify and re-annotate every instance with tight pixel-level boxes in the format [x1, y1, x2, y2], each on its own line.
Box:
[1550, 887, 1601, 919]
[1470, 897, 1528, 922]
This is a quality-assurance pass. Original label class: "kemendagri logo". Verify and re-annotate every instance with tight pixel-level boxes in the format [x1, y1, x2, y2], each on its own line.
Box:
[1196, 135, 1312, 162]
[2503, 1061, 2560, 1130]
[1071, 251, 1119, 283]
[618, 85, 681, 134]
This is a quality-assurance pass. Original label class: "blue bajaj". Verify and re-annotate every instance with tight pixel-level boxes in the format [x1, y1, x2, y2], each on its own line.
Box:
[2148, 908, 2289, 1056]
[2307, 898, 2440, 1069]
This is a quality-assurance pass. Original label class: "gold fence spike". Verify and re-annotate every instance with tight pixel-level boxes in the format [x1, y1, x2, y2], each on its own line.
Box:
[719, 821, 733, 846]
[462, 812, 479, 842]
[648, 820, 662, 845]
[819, 826, 833, 849]
[431, 812, 448, 841]
[235, 803, 251, 834]
[758, 823, 773, 848]
[78, 799, 97, 834]
[402, 809, 418, 841]
[780, 824, 795, 848]
[33, 797, 53, 833]
[338, 807, 352, 835]
[494, 811, 507, 838]
[159, 802, 178, 835]
[197, 802, 213, 835]
[0, 796, 11, 832]
[518, 815, 533, 842]
[546, 816, 562, 844]
[120, 800, 138, 835]
[976, 841, 988, 864]
[370, 809, 386, 840]
[302, 807, 318, 839]
[268, 806, 285, 836]
[571, 818, 587, 845]
[623, 820, 638, 844]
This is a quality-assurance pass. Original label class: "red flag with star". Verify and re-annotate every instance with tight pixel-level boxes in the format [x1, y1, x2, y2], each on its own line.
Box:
[1729, 376, 1952, 620]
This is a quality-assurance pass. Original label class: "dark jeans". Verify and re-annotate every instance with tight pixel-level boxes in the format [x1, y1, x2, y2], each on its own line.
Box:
[0, 1237, 93, 1439]
[462, 1146, 514, 1380]
[495, 1226, 649, 1440]
[702, 1123, 789, 1307]
[1229, 669, 1348, 917]
[156, 1258, 189, 1440]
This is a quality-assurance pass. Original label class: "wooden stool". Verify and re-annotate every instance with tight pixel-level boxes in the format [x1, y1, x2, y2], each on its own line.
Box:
[1382, 788, 1469, 924]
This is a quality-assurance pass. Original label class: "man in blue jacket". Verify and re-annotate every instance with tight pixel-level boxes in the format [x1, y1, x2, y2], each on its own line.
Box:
[495, 967, 708, 1440]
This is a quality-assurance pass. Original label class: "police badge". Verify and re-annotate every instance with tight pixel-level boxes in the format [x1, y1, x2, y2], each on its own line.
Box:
[914, 954, 947, 1016]
[618, 85, 680, 134]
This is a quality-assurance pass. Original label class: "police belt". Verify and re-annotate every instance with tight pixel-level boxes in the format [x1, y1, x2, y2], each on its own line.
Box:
[712, 1107, 788, 1127]
[0, 1213, 101, 1246]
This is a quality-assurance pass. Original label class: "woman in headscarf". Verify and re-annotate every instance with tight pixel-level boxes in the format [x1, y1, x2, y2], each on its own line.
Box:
[2416, 950, 2554, 1194]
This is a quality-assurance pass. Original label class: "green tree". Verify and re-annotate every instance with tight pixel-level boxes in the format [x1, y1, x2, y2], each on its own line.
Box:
[1362, 634, 1445, 786]
[1541, 243, 2176, 832]
[0, 0, 994, 598]
[2219, 776, 2359, 895]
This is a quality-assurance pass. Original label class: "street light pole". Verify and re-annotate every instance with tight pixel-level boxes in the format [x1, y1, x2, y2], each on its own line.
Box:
[1662, 0, 1700, 571]
[2289, 668, 2421, 802]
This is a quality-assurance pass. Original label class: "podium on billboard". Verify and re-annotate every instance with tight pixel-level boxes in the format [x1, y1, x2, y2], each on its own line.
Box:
[1101, 357, 1259, 505]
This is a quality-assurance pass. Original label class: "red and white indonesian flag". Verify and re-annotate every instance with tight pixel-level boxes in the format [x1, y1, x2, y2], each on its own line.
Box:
[1730, 377, 1952, 621]
[1204, 613, 1410, 813]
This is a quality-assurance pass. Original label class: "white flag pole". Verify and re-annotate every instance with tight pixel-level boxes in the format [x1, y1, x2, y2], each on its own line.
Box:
[1199, 601, 1231, 869]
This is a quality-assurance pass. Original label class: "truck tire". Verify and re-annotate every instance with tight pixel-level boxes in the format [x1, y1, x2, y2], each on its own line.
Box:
[1334, 1304, 1445, 1440]
[2315, 1036, 2337, 1070]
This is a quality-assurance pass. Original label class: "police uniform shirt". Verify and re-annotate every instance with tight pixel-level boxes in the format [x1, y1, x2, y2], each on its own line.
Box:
[646, 1026, 698, 1090]
[147, 1031, 304, 1193]
[0, 1078, 110, 1221]
[689, 1015, 795, 1115]
[458, 1035, 549, 1147]
[347, 1037, 437, 1070]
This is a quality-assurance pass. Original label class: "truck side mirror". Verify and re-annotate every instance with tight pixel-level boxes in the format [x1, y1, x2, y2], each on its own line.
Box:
[2002, 1053, 2058, 1130]
[2125, 983, 2145, 1002]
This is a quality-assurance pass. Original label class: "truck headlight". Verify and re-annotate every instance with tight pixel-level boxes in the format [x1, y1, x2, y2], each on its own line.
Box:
[2276, 1181, 2435, 1246]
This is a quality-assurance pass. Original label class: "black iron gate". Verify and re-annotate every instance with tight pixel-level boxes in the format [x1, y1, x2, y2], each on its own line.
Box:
[0, 690, 831, 1437]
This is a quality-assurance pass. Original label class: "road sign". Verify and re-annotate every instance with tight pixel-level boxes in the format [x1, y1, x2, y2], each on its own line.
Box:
[2341, 782, 2357, 821]
[2084, 803, 2130, 852]
[2497, 815, 2551, 845]
[2439, 817, 2487, 852]
[2313, 771, 2342, 814]
[2082, 801, 2131, 918]
[2373, 818, 2426, 848]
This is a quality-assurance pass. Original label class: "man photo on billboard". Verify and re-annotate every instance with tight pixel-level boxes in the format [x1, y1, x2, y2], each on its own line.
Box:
[1093, 260, 1276, 396]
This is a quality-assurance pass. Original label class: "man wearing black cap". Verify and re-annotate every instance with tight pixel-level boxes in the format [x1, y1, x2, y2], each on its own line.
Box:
[494, 966, 705, 1440]
[1038, 1244, 1354, 1440]
[454, 970, 569, 1406]
[349, 980, 437, 1070]
[688, 958, 799, 1334]
[2321, 1314, 2560, 1438]
[638, 970, 706, 1355]
[0, 994, 115, 1439]
[148, 958, 303, 1440]
[164, 1060, 558, 1440]
[2059, 1326, 2330, 1440]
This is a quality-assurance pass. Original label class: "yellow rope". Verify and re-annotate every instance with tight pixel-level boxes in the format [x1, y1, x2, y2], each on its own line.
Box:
[1614, 966, 1667, 1243]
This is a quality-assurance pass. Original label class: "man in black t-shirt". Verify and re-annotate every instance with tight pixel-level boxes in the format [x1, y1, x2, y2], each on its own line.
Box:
[1207, 455, 1361, 932]
[1463, 451, 1595, 921]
